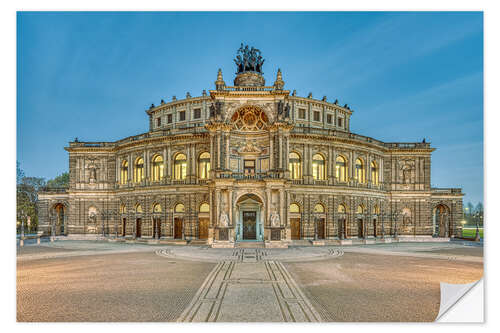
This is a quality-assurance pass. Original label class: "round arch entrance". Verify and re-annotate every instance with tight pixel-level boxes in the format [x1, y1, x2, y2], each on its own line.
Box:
[235, 193, 264, 241]
[51, 203, 67, 236]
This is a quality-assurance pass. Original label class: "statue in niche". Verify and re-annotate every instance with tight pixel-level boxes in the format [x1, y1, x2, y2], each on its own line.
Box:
[399, 159, 415, 185]
[219, 202, 229, 227]
[89, 167, 97, 182]
[270, 210, 280, 227]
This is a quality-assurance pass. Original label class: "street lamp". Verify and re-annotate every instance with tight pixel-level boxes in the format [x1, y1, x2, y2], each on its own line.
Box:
[392, 211, 400, 238]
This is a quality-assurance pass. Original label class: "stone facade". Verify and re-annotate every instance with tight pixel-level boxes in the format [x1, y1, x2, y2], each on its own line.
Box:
[37, 51, 463, 245]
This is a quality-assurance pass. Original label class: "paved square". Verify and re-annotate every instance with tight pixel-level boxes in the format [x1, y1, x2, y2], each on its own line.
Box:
[17, 240, 483, 322]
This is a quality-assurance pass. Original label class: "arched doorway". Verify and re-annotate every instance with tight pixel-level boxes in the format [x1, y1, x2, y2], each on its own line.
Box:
[235, 194, 263, 241]
[152, 203, 162, 239]
[356, 205, 365, 238]
[433, 204, 450, 237]
[135, 204, 143, 238]
[120, 204, 127, 237]
[52, 203, 66, 235]
[198, 203, 210, 240]
[337, 204, 348, 239]
[289, 203, 301, 240]
[313, 203, 326, 239]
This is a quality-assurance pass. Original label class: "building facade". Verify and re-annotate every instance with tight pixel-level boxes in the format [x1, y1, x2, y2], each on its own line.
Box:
[38, 46, 464, 246]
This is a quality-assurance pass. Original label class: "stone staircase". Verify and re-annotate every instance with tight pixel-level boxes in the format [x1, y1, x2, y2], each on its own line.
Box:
[235, 241, 265, 248]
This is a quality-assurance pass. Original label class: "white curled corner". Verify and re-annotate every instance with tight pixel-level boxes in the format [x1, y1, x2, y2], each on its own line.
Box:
[436, 279, 483, 322]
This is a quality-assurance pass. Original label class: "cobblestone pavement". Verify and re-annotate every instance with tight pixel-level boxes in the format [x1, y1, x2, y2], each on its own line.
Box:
[17, 240, 483, 322]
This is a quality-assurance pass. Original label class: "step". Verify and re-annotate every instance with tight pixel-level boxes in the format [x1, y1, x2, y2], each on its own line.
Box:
[235, 241, 265, 248]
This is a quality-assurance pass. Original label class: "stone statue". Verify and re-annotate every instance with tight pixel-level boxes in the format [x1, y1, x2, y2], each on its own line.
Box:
[234, 43, 265, 74]
[270, 211, 280, 227]
[284, 103, 290, 118]
[90, 167, 97, 181]
[219, 211, 229, 227]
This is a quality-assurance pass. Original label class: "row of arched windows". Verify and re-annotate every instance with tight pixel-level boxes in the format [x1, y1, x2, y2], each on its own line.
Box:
[120, 152, 211, 184]
[288, 203, 380, 214]
[119, 202, 210, 214]
[288, 152, 379, 184]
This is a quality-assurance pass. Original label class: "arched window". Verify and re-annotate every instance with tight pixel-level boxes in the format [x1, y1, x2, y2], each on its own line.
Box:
[289, 152, 301, 180]
[357, 205, 364, 214]
[199, 203, 210, 212]
[355, 158, 365, 183]
[198, 152, 211, 179]
[120, 204, 127, 214]
[134, 158, 144, 183]
[314, 203, 325, 213]
[174, 203, 185, 213]
[153, 203, 162, 213]
[174, 154, 187, 180]
[374, 205, 380, 215]
[338, 204, 346, 213]
[135, 204, 143, 214]
[312, 154, 326, 180]
[120, 160, 128, 185]
[151, 155, 164, 182]
[289, 203, 301, 213]
[336, 156, 347, 182]
[371, 161, 379, 185]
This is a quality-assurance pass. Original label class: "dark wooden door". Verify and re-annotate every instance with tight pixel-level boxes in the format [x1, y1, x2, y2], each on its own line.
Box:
[136, 218, 142, 238]
[242, 211, 256, 240]
[317, 218, 325, 239]
[357, 219, 363, 238]
[199, 218, 209, 240]
[122, 218, 126, 237]
[174, 218, 183, 239]
[373, 219, 377, 237]
[291, 218, 301, 240]
[343, 219, 348, 238]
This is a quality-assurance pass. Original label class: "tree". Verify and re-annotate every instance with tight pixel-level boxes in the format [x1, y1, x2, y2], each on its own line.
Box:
[46, 172, 69, 188]
[16, 162, 46, 233]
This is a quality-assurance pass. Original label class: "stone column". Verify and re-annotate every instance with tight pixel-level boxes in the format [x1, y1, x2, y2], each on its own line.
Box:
[269, 131, 274, 170]
[162, 147, 167, 180]
[225, 132, 230, 171]
[115, 158, 119, 183]
[217, 133, 221, 169]
[265, 188, 271, 229]
[209, 134, 215, 172]
[278, 132, 283, 169]
[128, 154, 132, 182]
[167, 146, 172, 179]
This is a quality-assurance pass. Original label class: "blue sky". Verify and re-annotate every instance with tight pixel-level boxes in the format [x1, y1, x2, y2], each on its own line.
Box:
[17, 12, 483, 204]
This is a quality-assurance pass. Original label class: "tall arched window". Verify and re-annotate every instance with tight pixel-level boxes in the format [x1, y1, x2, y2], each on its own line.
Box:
[120, 160, 128, 184]
[357, 205, 364, 214]
[198, 152, 211, 179]
[120, 204, 127, 214]
[336, 156, 347, 182]
[312, 154, 326, 180]
[289, 152, 301, 180]
[135, 204, 143, 214]
[174, 153, 187, 180]
[374, 205, 380, 214]
[355, 158, 365, 183]
[338, 204, 346, 213]
[371, 161, 379, 185]
[134, 158, 144, 183]
[151, 155, 164, 182]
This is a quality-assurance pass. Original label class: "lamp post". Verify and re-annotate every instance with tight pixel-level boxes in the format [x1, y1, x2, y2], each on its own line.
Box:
[392, 211, 400, 239]
[380, 209, 385, 239]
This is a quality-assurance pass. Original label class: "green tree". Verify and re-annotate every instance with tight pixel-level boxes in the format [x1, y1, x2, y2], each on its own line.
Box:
[17, 174, 46, 233]
[46, 172, 69, 188]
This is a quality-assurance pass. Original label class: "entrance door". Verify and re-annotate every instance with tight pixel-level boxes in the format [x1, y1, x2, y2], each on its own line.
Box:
[290, 218, 301, 240]
[242, 211, 257, 240]
[317, 218, 325, 239]
[122, 218, 126, 237]
[174, 218, 183, 239]
[136, 218, 142, 238]
[199, 218, 209, 240]
[373, 219, 377, 237]
[357, 218, 363, 238]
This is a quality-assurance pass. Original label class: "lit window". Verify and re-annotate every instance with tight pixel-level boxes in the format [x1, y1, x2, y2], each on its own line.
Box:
[312, 154, 325, 180]
[134, 158, 144, 183]
[289, 203, 301, 213]
[174, 203, 185, 213]
[136, 204, 143, 213]
[371, 161, 379, 185]
[338, 204, 346, 213]
[357, 205, 364, 214]
[153, 203, 162, 213]
[355, 158, 365, 183]
[120, 160, 128, 184]
[174, 153, 187, 180]
[199, 203, 210, 212]
[198, 152, 211, 179]
[120, 204, 127, 214]
[314, 204, 325, 213]
[335, 156, 347, 182]
[289, 152, 301, 180]
[151, 155, 164, 182]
